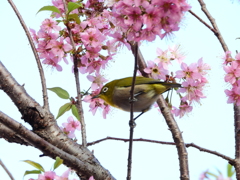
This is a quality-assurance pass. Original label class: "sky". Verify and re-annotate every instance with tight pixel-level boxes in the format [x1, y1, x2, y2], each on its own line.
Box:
[0, 0, 240, 180]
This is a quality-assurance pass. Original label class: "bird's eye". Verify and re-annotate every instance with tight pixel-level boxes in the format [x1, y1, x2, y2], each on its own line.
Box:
[102, 87, 108, 92]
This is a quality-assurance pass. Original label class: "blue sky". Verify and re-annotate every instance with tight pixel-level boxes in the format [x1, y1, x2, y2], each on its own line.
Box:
[0, 0, 240, 179]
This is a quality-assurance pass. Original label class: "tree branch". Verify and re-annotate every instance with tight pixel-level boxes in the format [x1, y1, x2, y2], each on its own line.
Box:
[7, 0, 49, 110]
[0, 61, 114, 180]
[196, 0, 240, 179]
[127, 42, 138, 180]
[0, 111, 115, 180]
[87, 137, 234, 164]
[0, 122, 30, 146]
[131, 47, 189, 180]
[62, 0, 87, 147]
[188, 10, 217, 34]
[0, 159, 15, 180]
[197, 0, 229, 52]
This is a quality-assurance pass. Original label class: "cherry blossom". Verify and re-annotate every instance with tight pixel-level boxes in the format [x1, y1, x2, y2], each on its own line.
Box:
[38, 171, 56, 180]
[172, 103, 193, 118]
[87, 73, 108, 90]
[144, 60, 168, 80]
[223, 61, 240, 84]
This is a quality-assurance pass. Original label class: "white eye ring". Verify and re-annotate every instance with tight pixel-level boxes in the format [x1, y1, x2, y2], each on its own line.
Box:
[102, 87, 108, 92]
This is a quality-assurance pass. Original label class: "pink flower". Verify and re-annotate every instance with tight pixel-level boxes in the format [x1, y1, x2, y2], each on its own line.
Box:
[55, 168, 71, 180]
[235, 52, 240, 61]
[222, 51, 232, 65]
[38, 171, 56, 180]
[168, 45, 185, 64]
[224, 61, 240, 84]
[83, 89, 110, 119]
[29, 28, 39, 43]
[102, 104, 110, 119]
[89, 176, 95, 180]
[62, 116, 81, 132]
[80, 28, 105, 48]
[87, 73, 108, 90]
[61, 127, 75, 139]
[197, 58, 211, 75]
[172, 102, 193, 118]
[61, 116, 81, 138]
[176, 62, 201, 80]
[123, 6, 142, 31]
[42, 54, 62, 71]
[86, 59, 107, 74]
[155, 48, 171, 69]
[144, 60, 168, 80]
[143, 5, 161, 29]
[46, 37, 72, 60]
[199, 170, 209, 180]
[40, 18, 61, 32]
[139, 26, 161, 42]
[178, 79, 206, 103]
[225, 81, 240, 106]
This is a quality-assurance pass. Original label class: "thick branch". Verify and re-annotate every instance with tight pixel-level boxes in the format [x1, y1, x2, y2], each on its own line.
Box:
[7, 0, 49, 110]
[0, 61, 114, 180]
[0, 122, 30, 146]
[0, 111, 114, 180]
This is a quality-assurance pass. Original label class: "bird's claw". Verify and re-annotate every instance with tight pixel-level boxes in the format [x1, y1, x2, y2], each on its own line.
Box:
[129, 97, 137, 103]
[129, 120, 136, 128]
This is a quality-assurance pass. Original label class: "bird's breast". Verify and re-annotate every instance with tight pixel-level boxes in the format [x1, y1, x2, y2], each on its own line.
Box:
[112, 85, 160, 112]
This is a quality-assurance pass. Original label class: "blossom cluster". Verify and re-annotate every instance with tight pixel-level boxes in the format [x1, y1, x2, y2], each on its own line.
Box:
[174, 58, 210, 117]
[143, 46, 210, 118]
[60, 116, 81, 138]
[83, 88, 110, 119]
[30, 18, 72, 71]
[223, 51, 240, 106]
[110, 0, 191, 42]
[30, 0, 191, 118]
[143, 45, 185, 80]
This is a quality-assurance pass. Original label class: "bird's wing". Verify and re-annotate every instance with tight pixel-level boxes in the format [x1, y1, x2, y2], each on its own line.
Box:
[116, 77, 160, 87]
[116, 76, 181, 88]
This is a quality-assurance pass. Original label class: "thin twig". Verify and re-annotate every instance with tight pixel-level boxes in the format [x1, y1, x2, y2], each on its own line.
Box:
[188, 10, 217, 34]
[186, 143, 234, 164]
[7, 0, 49, 110]
[197, 0, 229, 52]
[0, 159, 15, 180]
[62, 0, 87, 147]
[127, 42, 139, 180]
[87, 137, 234, 164]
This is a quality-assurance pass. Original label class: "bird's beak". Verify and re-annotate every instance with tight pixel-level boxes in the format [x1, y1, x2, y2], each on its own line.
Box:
[91, 94, 100, 99]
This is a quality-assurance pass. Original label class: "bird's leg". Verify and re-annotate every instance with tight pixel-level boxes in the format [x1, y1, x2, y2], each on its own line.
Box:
[128, 91, 145, 127]
[128, 111, 145, 127]
[133, 111, 144, 121]
[129, 119, 136, 128]
[128, 97, 137, 128]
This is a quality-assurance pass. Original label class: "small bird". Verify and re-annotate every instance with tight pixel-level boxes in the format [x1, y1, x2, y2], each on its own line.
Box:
[93, 76, 181, 117]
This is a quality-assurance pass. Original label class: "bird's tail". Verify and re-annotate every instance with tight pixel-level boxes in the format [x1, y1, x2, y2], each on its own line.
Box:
[158, 82, 182, 88]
